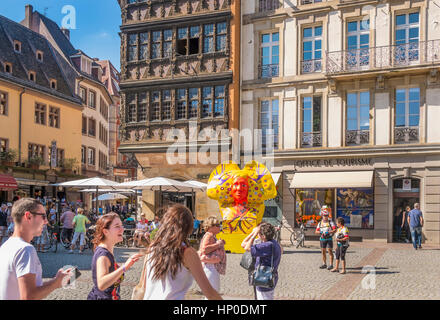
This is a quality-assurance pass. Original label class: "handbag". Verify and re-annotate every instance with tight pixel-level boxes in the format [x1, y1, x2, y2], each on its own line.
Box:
[251, 242, 275, 289]
[239, 250, 255, 271]
[131, 256, 148, 300]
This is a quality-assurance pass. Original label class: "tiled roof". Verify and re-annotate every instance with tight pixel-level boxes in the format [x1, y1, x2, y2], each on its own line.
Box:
[0, 15, 82, 105]
[96, 60, 120, 97]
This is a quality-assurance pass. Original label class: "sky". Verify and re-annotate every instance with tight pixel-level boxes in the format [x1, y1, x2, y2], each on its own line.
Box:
[0, 0, 122, 71]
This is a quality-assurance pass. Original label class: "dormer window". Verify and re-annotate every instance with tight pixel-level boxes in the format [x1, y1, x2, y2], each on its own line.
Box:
[29, 71, 36, 82]
[14, 41, 22, 53]
[4, 63, 12, 74]
[36, 50, 43, 62]
[50, 79, 57, 90]
[81, 56, 92, 75]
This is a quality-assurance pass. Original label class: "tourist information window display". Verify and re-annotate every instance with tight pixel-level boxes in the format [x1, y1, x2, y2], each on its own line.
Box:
[336, 188, 374, 229]
[295, 189, 334, 227]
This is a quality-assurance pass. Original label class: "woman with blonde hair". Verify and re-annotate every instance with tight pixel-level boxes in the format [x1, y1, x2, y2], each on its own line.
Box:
[198, 216, 226, 295]
[143, 204, 222, 300]
[87, 213, 142, 300]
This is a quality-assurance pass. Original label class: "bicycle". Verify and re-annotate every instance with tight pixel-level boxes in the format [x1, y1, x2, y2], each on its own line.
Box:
[33, 226, 58, 253]
[70, 227, 94, 252]
[60, 227, 73, 249]
[275, 219, 307, 248]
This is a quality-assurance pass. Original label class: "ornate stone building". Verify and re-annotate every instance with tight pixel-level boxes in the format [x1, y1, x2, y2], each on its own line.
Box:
[117, 0, 241, 219]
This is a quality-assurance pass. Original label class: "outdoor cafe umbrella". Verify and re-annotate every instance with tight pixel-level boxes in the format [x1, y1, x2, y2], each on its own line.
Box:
[183, 180, 208, 215]
[93, 193, 128, 201]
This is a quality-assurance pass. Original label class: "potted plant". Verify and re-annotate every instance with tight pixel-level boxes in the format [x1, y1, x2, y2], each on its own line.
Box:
[60, 158, 77, 174]
[0, 149, 17, 166]
[27, 155, 45, 170]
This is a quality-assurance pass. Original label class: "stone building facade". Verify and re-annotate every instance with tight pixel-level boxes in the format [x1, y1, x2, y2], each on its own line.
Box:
[117, 0, 241, 219]
[242, 0, 440, 244]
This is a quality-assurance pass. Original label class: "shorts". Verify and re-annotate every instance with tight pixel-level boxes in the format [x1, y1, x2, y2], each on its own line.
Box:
[320, 239, 333, 249]
[72, 232, 85, 246]
[335, 245, 348, 261]
[0, 226, 6, 237]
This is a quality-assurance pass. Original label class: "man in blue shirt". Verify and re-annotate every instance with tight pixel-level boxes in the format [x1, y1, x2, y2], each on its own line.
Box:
[408, 203, 424, 250]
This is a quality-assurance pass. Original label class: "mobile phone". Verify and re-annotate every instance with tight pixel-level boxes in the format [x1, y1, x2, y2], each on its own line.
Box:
[66, 266, 82, 285]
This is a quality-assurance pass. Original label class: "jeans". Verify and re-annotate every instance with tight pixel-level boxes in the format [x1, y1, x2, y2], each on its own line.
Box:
[394, 225, 402, 241]
[410, 227, 422, 249]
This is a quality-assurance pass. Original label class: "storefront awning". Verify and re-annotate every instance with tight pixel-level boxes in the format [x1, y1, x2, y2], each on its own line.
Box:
[0, 174, 18, 190]
[15, 178, 50, 187]
[289, 171, 374, 189]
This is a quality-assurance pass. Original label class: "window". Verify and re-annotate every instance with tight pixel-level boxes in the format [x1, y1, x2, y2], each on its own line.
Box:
[50, 79, 57, 90]
[395, 12, 419, 64]
[126, 93, 137, 123]
[99, 151, 107, 171]
[14, 41, 21, 53]
[396, 88, 420, 127]
[138, 93, 147, 122]
[260, 99, 279, 149]
[151, 91, 160, 121]
[301, 96, 322, 147]
[82, 116, 88, 135]
[347, 20, 370, 69]
[79, 86, 87, 104]
[177, 26, 200, 56]
[162, 90, 171, 120]
[214, 86, 225, 117]
[140, 32, 149, 60]
[260, 32, 279, 78]
[4, 63, 12, 74]
[203, 24, 215, 53]
[88, 147, 96, 165]
[259, 0, 281, 12]
[216, 22, 227, 51]
[29, 71, 36, 82]
[163, 30, 173, 58]
[346, 92, 370, 145]
[36, 50, 43, 62]
[128, 34, 137, 61]
[100, 98, 108, 120]
[302, 26, 322, 73]
[81, 146, 87, 164]
[0, 138, 8, 153]
[35, 103, 46, 125]
[81, 56, 92, 75]
[202, 87, 213, 118]
[176, 89, 187, 120]
[337, 188, 374, 229]
[88, 118, 96, 137]
[28, 143, 45, 163]
[189, 88, 199, 118]
[88, 91, 96, 108]
[152, 31, 161, 59]
[49, 106, 60, 128]
[0, 91, 7, 116]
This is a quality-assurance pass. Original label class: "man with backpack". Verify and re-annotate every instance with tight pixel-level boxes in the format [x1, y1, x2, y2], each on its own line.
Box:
[315, 207, 336, 270]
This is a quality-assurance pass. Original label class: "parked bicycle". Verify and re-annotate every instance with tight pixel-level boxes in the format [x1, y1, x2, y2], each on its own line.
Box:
[31, 226, 58, 253]
[69, 226, 94, 252]
[275, 219, 307, 248]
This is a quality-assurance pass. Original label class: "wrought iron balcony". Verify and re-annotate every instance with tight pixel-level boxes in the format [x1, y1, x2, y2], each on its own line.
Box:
[346, 130, 370, 146]
[301, 132, 322, 148]
[259, 0, 280, 12]
[394, 126, 419, 144]
[301, 59, 322, 74]
[259, 64, 279, 79]
[326, 40, 440, 75]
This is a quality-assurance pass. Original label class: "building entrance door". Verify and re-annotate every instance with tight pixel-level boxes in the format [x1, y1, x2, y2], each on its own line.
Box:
[392, 178, 420, 242]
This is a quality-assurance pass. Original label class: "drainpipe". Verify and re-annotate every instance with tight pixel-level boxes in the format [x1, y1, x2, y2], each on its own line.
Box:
[18, 88, 26, 163]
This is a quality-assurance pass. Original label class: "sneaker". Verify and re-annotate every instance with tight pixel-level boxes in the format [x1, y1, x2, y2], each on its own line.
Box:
[68, 250, 74, 254]
[327, 265, 334, 270]
[319, 264, 327, 269]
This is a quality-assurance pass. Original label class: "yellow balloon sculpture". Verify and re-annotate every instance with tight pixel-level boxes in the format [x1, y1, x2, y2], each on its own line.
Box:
[207, 161, 277, 253]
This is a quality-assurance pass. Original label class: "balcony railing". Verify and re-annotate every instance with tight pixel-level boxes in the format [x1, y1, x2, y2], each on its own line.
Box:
[326, 40, 440, 75]
[301, 132, 322, 147]
[259, 0, 280, 12]
[301, 0, 323, 4]
[394, 126, 419, 144]
[259, 64, 279, 79]
[346, 130, 370, 146]
[301, 59, 322, 74]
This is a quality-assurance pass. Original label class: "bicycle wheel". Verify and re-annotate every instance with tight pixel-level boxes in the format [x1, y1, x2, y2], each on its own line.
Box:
[51, 233, 58, 253]
[296, 233, 305, 249]
[290, 232, 297, 247]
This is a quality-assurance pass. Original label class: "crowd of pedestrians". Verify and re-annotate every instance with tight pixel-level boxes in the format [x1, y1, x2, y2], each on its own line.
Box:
[0, 197, 426, 300]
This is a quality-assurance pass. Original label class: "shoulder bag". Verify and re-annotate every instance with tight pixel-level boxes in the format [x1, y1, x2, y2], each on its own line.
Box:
[251, 242, 275, 289]
[131, 255, 148, 300]
[239, 250, 255, 271]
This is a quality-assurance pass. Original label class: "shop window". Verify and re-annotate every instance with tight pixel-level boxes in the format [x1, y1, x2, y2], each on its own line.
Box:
[295, 189, 334, 227]
[336, 188, 374, 229]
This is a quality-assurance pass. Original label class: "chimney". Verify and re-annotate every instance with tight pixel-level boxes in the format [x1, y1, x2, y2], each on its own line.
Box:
[24, 4, 33, 29]
[61, 28, 70, 40]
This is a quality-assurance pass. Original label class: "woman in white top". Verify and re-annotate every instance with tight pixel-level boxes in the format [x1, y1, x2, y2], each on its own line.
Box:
[143, 204, 222, 300]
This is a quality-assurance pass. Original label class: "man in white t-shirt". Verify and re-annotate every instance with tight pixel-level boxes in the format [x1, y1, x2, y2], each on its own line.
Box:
[0, 198, 72, 300]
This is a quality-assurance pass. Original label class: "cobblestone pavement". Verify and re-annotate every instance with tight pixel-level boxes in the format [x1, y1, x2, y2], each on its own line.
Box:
[39, 241, 440, 300]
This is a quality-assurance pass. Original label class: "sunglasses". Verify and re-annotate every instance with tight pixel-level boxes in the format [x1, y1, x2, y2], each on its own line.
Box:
[31, 212, 47, 220]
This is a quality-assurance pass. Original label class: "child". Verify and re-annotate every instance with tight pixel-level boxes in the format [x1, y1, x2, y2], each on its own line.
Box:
[331, 217, 349, 274]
